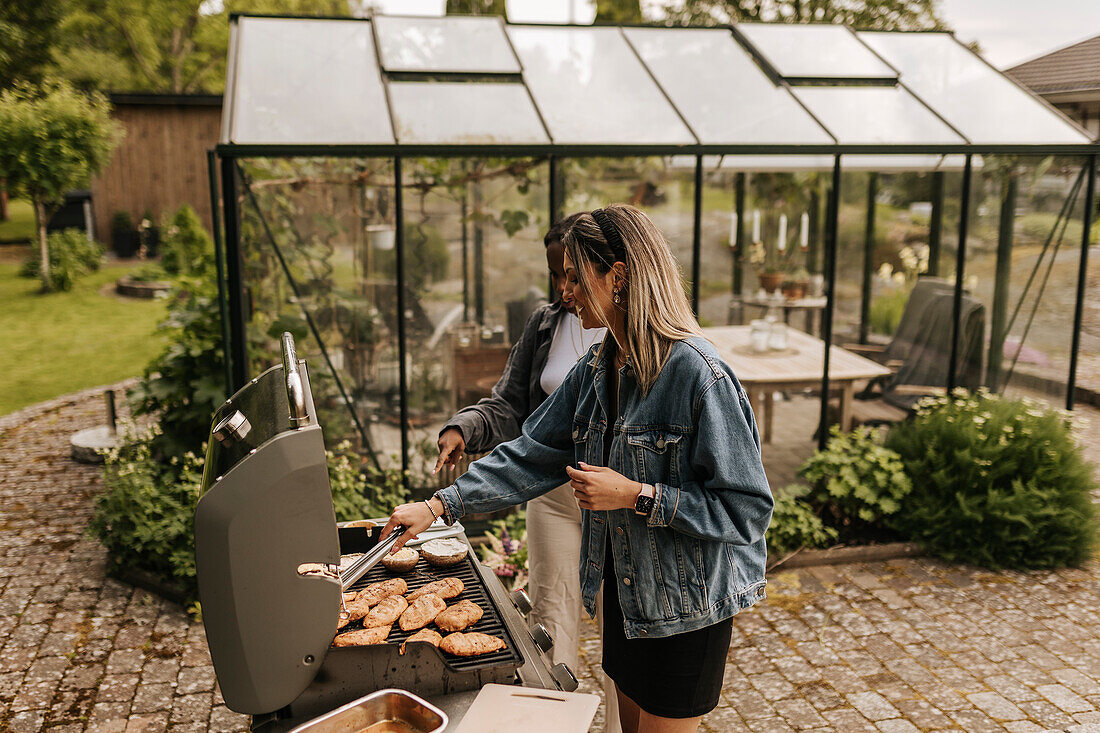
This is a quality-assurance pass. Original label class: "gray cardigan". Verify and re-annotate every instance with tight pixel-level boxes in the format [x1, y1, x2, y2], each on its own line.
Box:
[442, 301, 565, 453]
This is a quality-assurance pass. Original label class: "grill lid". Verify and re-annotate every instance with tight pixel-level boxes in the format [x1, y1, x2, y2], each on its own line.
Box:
[195, 337, 341, 715]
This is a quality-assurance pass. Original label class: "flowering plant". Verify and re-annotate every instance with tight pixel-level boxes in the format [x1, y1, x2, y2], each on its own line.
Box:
[477, 510, 528, 592]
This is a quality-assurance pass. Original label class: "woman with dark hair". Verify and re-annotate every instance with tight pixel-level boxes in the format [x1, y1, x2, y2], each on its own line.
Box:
[388, 204, 772, 733]
[432, 214, 619, 728]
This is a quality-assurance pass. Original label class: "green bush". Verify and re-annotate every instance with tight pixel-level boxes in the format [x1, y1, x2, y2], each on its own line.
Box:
[19, 228, 104, 290]
[89, 424, 203, 595]
[1017, 211, 1083, 247]
[869, 287, 909, 336]
[328, 441, 409, 522]
[91, 429, 411, 603]
[766, 485, 838, 557]
[128, 275, 228, 463]
[160, 204, 214, 276]
[374, 222, 449, 293]
[885, 389, 1097, 569]
[799, 426, 911, 539]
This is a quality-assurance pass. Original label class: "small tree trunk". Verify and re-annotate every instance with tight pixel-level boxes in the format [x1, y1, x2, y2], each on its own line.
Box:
[0, 180, 8, 222]
[35, 198, 51, 291]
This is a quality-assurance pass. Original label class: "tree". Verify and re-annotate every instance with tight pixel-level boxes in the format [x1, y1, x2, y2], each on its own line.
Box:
[445, 0, 508, 17]
[662, 0, 945, 29]
[0, 0, 64, 88]
[0, 82, 121, 291]
[595, 0, 643, 24]
[52, 0, 352, 94]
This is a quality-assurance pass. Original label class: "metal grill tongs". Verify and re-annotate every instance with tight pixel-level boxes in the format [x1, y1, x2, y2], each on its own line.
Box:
[339, 526, 406, 592]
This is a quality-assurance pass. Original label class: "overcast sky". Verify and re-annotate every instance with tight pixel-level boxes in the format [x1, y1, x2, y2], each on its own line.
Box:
[372, 0, 1100, 69]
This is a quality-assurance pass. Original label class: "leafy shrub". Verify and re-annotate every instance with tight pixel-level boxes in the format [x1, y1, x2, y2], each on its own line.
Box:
[1017, 211, 1083, 247]
[869, 287, 910, 336]
[799, 426, 911, 540]
[89, 424, 203, 596]
[129, 275, 228, 463]
[19, 228, 104, 291]
[374, 222, 449, 293]
[159, 204, 214, 276]
[885, 389, 1097, 569]
[328, 441, 409, 522]
[91, 430, 410, 603]
[766, 485, 838, 557]
[127, 263, 169, 283]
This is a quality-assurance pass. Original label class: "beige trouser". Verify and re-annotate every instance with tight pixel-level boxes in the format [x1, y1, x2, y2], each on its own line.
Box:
[527, 482, 622, 733]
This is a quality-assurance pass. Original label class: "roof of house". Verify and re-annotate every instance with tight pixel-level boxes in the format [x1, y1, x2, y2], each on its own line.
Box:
[1007, 34, 1100, 95]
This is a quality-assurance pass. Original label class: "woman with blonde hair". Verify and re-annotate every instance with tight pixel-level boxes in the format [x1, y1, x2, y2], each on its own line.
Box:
[384, 204, 773, 733]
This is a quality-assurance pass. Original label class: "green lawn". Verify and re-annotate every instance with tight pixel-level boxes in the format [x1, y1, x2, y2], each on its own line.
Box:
[0, 199, 35, 242]
[0, 260, 169, 416]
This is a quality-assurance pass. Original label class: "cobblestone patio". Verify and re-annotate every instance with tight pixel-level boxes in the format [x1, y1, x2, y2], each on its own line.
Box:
[3, 387, 1100, 732]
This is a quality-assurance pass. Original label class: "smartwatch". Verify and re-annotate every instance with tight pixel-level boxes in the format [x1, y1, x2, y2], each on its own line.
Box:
[634, 483, 656, 516]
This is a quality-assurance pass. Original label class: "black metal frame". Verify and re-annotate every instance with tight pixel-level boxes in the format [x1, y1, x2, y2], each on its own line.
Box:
[210, 13, 1100, 481]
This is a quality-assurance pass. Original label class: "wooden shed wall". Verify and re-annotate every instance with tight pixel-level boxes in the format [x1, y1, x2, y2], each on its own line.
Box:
[91, 101, 222, 243]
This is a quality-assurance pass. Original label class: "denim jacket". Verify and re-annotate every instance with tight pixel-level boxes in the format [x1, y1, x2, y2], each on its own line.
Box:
[436, 336, 774, 639]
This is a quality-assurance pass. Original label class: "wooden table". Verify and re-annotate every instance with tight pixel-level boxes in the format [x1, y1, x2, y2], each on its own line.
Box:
[702, 326, 892, 443]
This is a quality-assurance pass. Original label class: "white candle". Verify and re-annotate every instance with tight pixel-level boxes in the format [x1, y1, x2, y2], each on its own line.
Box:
[777, 214, 787, 252]
[729, 212, 738, 248]
[752, 210, 761, 244]
[800, 212, 809, 250]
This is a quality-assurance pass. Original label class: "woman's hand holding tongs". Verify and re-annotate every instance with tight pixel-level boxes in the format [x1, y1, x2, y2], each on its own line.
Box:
[381, 497, 444, 553]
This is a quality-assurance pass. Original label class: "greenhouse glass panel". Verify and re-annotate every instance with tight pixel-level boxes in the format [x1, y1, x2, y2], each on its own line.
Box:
[508, 26, 695, 145]
[374, 16, 520, 73]
[792, 86, 965, 145]
[231, 18, 393, 145]
[737, 24, 896, 81]
[388, 83, 549, 144]
[624, 28, 832, 145]
[859, 32, 1091, 145]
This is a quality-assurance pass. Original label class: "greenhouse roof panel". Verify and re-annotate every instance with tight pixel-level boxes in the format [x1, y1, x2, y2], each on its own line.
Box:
[737, 23, 897, 82]
[230, 17, 393, 145]
[792, 85, 966, 145]
[507, 25, 696, 145]
[859, 32, 1092, 145]
[625, 27, 833, 145]
[388, 82, 549, 144]
[374, 15, 521, 74]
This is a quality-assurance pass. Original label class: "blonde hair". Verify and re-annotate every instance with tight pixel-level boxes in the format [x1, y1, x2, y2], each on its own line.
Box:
[562, 204, 702, 393]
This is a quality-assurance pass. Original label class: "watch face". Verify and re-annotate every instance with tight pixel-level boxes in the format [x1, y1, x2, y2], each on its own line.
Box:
[636, 494, 654, 514]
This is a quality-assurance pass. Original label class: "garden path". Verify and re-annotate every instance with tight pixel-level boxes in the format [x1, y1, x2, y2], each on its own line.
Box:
[1, 388, 1099, 732]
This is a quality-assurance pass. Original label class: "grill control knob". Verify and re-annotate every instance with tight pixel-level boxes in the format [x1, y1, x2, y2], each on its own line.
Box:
[213, 410, 251, 446]
[531, 623, 554, 654]
[509, 588, 533, 617]
[551, 663, 579, 692]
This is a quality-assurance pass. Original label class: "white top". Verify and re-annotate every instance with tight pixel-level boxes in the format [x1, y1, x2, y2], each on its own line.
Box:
[540, 312, 606, 395]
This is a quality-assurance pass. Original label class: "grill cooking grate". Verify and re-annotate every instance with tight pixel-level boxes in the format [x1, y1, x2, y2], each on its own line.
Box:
[339, 553, 525, 672]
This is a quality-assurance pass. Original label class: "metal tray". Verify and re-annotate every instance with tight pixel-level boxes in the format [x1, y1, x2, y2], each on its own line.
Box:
[288, 689, 447, 733]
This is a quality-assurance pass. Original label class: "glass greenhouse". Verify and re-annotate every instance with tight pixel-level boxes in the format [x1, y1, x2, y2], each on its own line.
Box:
[210, 13, 1098, 491]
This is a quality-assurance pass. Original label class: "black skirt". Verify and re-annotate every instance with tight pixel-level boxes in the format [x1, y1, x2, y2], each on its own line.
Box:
[600, 549, 734, 719]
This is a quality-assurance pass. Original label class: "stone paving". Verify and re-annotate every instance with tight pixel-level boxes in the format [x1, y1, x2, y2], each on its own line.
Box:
[3, 387, 1100, 732]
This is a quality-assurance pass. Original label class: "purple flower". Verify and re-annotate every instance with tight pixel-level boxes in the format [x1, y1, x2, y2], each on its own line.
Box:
[495, 566, 515, 578]
[502, 538, 518, 554]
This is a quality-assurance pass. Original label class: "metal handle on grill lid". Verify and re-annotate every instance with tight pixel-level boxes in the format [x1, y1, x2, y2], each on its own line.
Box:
[531, 623, 554, 654]
[340, 526, 406, 591]
[550, 663, 579, 692]
[281, 332, 309, 427]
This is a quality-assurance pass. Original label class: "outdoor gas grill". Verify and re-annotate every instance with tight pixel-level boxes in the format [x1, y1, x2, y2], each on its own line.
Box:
[194, 334, 577, 731]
